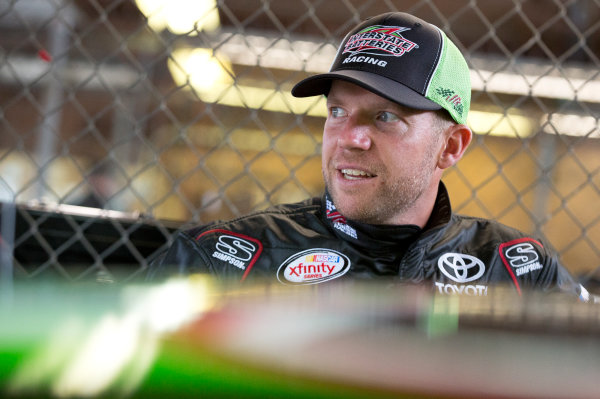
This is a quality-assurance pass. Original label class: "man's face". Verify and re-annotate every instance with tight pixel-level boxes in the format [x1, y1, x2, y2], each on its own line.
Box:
[322, 80, 445, 225]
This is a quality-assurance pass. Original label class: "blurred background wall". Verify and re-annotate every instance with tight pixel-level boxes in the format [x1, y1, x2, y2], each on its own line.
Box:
[0, 0, 599, 281]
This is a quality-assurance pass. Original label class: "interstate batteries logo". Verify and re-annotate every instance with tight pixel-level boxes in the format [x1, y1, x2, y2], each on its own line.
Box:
[277, 249, 350, 285]
[343, 25, 418, 57]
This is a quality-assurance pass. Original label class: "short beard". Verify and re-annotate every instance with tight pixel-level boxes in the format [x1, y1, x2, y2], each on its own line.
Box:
[325, 167, 434, 225]
[323, 137, 441, 225]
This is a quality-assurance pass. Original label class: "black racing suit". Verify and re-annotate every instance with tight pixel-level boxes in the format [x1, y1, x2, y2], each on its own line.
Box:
[147, 183, 587, 299]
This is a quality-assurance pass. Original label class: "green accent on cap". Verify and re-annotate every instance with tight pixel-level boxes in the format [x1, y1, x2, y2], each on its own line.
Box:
[426, 30, 471, 125]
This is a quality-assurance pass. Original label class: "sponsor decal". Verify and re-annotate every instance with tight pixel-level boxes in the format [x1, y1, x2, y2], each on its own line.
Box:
[344, 25, 418, 58]
[499, 238, 544, 277]
[503, 242, 542, 277]
[499, 238, 544, 295]
[434, 282, 488, 296]
[212, 234, 257, 270]
[196, 229, 263, 282]
[326, 198, 358, 239]
[332, 222, 358, 239]
[435, 87, 465, 118]
[325, 205, 346, 224]
[437, 252, 485, 283]
[342, 56, 388, 67]
[277, 248, 350, 285]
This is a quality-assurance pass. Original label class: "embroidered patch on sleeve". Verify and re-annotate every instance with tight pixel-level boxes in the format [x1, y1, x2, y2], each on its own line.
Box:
[196, 229, 263, 282]
[499, 238, 544, 295]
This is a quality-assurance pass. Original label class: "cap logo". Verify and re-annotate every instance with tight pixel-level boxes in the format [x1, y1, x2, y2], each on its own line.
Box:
[344, 25, 418, 57]
[436, 87, 465, 118]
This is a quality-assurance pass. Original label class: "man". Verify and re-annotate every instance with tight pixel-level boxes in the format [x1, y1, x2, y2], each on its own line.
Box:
[148, 12, 588, 300]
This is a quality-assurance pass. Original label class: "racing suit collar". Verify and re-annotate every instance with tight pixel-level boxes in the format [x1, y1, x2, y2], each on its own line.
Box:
[323, 191, 420, 248]
[322, 181, 452, 247]
[423, 181, 452, 231]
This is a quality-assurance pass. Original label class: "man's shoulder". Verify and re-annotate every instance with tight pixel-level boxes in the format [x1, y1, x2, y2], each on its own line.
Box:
[429, 213, 580, 295]
[181, 197, 323, 242]
[449, 213, 536, 242]
[439, 213, 559, 270]
[146, 197, 327, 281]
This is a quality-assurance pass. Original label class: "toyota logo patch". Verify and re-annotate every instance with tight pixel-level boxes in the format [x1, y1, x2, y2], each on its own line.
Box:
[438, 253, 485, 283]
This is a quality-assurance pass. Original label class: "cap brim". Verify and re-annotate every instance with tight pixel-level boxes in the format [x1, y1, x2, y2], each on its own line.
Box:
[292, 70, 441, 111]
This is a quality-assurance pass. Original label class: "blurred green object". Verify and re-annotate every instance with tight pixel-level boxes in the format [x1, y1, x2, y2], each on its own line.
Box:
[1, 279, 600, 398]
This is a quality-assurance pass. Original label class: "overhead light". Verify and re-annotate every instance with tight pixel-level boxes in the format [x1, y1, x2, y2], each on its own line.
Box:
[168, 48, 233, 92]
[191, 83, 326, 117]
[471, 70, 600, 104]
[541, 113, 599, 138]
[167, 47, 326, 116]
[210, 33, 337, 74]
[468, 109, 534, 138]
[135, 0, 220, 34]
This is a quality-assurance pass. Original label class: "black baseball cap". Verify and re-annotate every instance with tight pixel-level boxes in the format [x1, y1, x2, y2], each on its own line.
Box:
[291, 12, 471, 124]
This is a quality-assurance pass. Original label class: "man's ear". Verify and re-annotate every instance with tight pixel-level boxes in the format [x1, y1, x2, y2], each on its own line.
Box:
[437, 124, 472, 170]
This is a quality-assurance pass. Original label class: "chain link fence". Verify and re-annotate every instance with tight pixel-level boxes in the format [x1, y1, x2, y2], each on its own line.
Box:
[0, 0, 599, 284]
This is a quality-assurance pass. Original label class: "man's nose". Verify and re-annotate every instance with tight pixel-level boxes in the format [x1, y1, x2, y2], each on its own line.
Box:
[337, 123, 372, 151]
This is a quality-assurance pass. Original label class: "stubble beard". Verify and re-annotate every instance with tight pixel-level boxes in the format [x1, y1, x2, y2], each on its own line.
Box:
[324, 148, 439, 225]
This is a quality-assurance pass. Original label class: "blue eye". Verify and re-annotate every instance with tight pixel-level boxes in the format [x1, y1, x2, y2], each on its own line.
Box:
[329, 107, 346, 118]
[377, 111, 399, 122]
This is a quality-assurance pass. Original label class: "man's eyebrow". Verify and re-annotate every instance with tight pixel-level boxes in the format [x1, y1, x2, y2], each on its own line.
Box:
[326, 89, 418, 116]
[325, 92, 342, 103]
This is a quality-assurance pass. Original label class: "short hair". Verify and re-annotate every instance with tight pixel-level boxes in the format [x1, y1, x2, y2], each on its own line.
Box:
[434, 109, 456, 134]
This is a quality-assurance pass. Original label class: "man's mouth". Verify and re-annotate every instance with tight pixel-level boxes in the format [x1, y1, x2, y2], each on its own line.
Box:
[340, 168, 375, 180]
